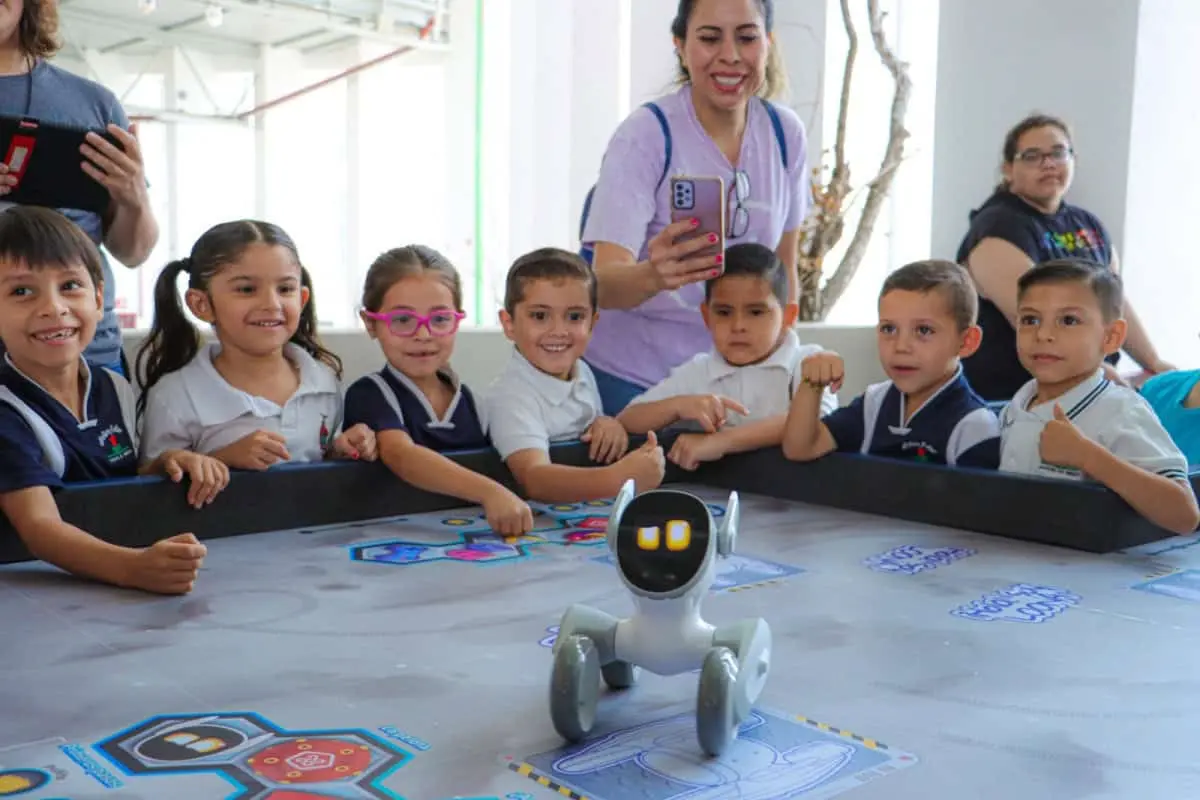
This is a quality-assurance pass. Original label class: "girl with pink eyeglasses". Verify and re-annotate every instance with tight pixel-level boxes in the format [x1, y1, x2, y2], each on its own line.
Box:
[346, 246, 533, 537]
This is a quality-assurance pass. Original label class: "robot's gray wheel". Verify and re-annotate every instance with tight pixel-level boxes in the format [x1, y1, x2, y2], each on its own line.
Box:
[600, 660, 639, 690]
[696, 646, 738, 757]
[549, 634, 601, 742]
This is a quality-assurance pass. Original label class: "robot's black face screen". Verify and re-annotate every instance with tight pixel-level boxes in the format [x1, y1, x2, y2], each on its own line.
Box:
[615, 491, 711, 594]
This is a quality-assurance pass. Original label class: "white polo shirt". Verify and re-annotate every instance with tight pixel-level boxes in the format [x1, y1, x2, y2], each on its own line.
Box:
[627, 329, 838, 424]
[999, 368, 1190, 482]
[482, 348, 603, 460]
[140, 342, 342, 465]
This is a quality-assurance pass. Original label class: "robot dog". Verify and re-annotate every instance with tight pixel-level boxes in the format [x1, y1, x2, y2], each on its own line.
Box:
[548, 480, 771, 757]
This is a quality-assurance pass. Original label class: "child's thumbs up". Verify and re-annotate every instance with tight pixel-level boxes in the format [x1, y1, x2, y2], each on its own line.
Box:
[1053, 403, 1068, 421]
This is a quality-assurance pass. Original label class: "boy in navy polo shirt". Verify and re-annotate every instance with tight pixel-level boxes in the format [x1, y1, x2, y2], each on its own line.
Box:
[0, 207, 228, 594]
[783, 259, 1001, 468]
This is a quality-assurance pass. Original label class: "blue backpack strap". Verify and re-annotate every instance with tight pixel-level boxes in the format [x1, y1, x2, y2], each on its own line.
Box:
[580, 101, 673, 263]
[642, 101, 672, 189]
[760, 98, 788, 169]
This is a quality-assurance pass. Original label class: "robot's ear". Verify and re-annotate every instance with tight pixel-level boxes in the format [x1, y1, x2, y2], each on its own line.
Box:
[717, 491, 739, 556]
[607, 479, 636, 551]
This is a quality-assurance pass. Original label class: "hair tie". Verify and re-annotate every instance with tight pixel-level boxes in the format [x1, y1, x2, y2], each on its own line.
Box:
[180, 256, 193, 273]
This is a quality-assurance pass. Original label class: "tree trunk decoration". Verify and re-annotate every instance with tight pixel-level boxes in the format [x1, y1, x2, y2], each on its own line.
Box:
[796, 0, 913, 322]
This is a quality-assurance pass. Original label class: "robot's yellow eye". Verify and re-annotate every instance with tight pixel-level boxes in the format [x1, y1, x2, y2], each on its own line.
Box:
[636, 526, 660, 550]
[665, 520, 691, 551]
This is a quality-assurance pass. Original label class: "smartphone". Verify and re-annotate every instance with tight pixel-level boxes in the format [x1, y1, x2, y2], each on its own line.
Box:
[669, 175, 726, 265]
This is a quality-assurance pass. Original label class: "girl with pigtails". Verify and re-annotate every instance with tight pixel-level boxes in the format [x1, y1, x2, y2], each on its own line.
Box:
[135, 220, 377, 471]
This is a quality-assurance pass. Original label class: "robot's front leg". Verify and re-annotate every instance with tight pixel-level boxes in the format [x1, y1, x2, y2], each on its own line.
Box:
[550, 604, 639, 742]
[556, 604, 640, 690]
[695, 618, 771, 757]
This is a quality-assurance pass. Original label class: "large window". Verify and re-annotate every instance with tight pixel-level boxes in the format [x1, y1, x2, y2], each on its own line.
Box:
[96, 51, 459, 332]
[819, 0, 940, 325]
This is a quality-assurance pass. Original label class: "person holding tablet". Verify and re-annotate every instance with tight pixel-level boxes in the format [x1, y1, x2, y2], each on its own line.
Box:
[0, 0, 159, 376]
[580, 0, 810, 415]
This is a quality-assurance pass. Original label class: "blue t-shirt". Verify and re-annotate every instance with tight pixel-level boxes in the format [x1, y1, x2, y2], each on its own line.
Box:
[1140, 370, 1200, 467]
[0, 357, 139, 493]
[955, 188, 1117, 401]
[824, 367, 1002, 469]
[0, 60, 133, 370]
[343, 365, 488, 452]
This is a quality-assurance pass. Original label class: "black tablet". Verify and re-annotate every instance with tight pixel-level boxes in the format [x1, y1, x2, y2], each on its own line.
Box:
[0, 115, 123, 215]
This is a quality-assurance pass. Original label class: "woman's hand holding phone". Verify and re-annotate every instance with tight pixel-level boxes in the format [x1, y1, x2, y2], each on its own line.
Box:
[645, 218, 725, 292]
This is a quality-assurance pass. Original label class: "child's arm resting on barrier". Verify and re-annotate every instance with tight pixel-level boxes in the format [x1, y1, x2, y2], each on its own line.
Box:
[1043, 402, 1200, 534]
[379, 429, 533, 537]
[668, 414, 786, 471]
[505, 432, 665, 504]
[1080, 446, 1199, 534]
[619, 393, 749, 435]
[138, 449, 230, 509]
[0, 486, 207, 594]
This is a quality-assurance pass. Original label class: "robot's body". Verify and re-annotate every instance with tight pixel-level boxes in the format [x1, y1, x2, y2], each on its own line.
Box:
[549, 480, 771, 757]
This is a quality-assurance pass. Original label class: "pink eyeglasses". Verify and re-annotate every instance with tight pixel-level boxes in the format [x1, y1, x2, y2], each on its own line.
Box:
[362, 309, 466, 337]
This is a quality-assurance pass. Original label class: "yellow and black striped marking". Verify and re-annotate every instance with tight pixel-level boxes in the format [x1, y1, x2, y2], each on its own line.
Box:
[724, 577, 787, 594]
[793, 715, 889, 751]
[509, 761, 590, 799]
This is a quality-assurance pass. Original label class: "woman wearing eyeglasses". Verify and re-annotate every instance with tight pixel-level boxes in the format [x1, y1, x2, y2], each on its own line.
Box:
[955, 113, 1173, 402]
[579, 0, 808, 415]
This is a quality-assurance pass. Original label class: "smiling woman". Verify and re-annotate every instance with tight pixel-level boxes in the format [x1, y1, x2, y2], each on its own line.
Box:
[580, 0, 810, 416]
[0, 0, 159, 376]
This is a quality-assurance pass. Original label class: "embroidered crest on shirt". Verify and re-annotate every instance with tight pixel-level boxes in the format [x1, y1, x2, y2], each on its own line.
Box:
[901, 441, 938, 462]
[319, 416, 331, 448]
[98, 424, 132, 463]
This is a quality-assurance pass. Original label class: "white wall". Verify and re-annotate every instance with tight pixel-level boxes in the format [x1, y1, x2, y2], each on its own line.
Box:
[1122, 0, 1200, 367]
[120, 323, 886, 404]
[929, 0, 1141, 263]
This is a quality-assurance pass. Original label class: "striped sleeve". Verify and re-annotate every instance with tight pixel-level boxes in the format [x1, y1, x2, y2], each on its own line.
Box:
[948, 407, 1002, 469]
[1101, 396, 1191, 481]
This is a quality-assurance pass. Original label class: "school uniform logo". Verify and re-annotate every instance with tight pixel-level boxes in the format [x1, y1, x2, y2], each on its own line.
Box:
[902, 441, 938, 463]
[98, 424, 133, 464]
[319, 416, 331, 449]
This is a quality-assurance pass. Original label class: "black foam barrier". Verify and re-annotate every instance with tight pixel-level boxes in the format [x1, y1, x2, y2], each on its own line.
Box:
[687, 448, 1200, 554]
[0, 436, 1194, 563]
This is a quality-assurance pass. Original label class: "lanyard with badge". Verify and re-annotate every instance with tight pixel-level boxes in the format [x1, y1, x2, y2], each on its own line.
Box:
[3, 67, 37, 188]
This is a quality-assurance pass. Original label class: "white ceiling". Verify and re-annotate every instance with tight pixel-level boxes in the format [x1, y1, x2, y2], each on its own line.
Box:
[59, 0, 450, 59]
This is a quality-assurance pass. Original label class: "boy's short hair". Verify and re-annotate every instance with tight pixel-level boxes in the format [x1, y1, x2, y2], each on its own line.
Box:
[503, 247, 596, 314]
[704, 242, 788, 305]
[0, 206, 104, 288]
[880, 259, 978, 331]
[1017, 258, 1123, 322]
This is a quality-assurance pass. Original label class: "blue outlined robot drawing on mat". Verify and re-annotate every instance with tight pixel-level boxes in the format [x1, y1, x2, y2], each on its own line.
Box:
[549, 480, 771, 757]
[552, 711, 855, 799]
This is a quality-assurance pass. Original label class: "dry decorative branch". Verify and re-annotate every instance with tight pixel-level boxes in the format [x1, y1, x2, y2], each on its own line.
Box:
[796, 0, 912, 321]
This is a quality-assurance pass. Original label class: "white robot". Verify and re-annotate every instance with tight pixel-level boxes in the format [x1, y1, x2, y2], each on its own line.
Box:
[549, 480, 771, 757]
